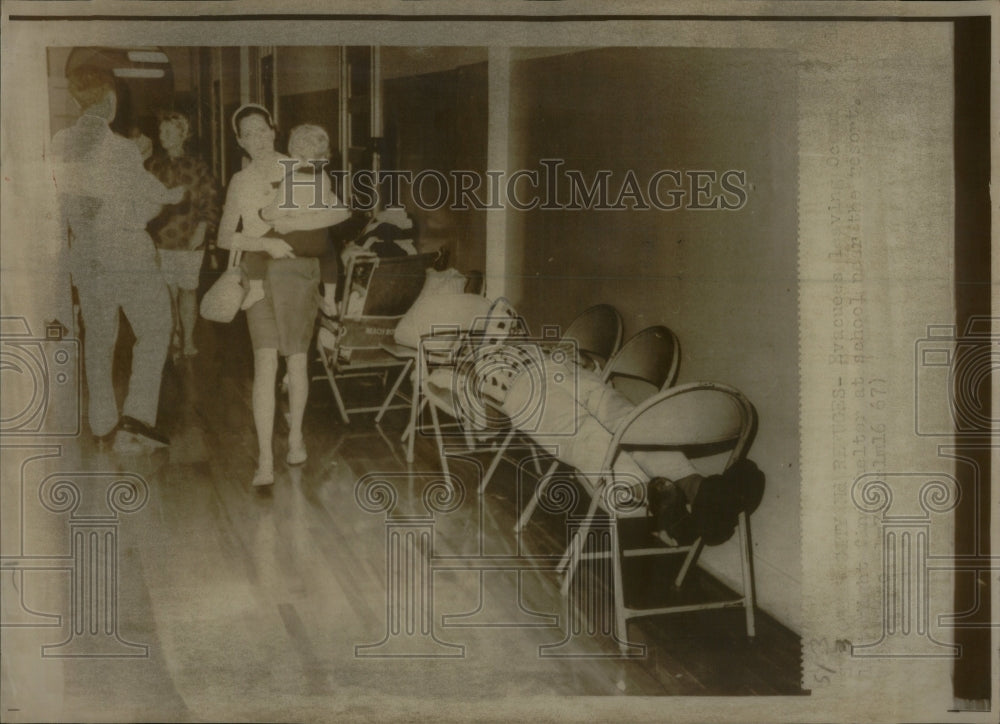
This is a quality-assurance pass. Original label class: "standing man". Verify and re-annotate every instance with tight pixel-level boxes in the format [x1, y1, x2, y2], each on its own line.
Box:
[52, 65, 183, 453]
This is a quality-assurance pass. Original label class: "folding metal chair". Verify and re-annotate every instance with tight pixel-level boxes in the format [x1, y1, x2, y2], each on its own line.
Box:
[386, 289, 493, 464]
[315, 251, 437, 423]
[417, 297, 530, 488]
[495, 304, 624, 501]
[560, 382, 759, 649]
[557, 303, 624, 373]
[515, 325, 680, 531]
[601, 324, 680, 404]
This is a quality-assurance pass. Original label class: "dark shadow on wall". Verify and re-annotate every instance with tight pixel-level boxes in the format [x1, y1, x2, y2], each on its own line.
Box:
[383, 62, 488, 275]
[274, 61, 488, 277]
[278, 88, 339, 158]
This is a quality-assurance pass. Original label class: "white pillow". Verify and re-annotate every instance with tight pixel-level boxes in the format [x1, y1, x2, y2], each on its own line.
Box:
[393, 293, 492, 349]
[421, 267, 467, 297]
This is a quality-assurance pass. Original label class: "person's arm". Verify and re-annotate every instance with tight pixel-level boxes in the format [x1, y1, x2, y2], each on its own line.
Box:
[114, 140, 184, 205]
[230, 232, 294, 257]
[218, 172, 295, 258]
[215, 174, 243, 251]
[270, 173, 349, 234]
[272, 207, 350, 234]
[49, 132, 71, 248]
[258, 181, 285, 223]
[187, 222, 208, 251]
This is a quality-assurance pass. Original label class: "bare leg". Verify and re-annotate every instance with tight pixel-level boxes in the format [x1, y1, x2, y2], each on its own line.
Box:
[252, 348, 278, 483]
[285, 352, 308, 464]
[242, 279, 266, 310]
[177, 287, 198, 355]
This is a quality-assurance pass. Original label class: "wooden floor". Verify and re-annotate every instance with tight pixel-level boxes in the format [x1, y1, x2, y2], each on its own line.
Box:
[1, 317, 803, 722]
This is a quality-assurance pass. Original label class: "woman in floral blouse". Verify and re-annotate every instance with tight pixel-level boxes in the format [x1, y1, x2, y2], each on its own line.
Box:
[146, 111, 220, 357]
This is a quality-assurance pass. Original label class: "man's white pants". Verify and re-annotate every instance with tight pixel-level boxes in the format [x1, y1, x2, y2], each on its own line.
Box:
[73, 254, 171, 437]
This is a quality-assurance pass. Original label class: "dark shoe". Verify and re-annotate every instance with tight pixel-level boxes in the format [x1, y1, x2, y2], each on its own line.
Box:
[691, 459, 766, 546]
[119, 416, 170, 448]
[647, 477, 698, 546]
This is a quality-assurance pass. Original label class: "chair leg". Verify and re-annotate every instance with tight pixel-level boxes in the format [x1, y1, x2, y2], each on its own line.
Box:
[461, 419, 477, 451]
[674, 538, 704, 589]
[319, 345, 350, 424]
[610, 519, 630, 655]
[559, 479, 602, 573]
[514, 459, 559, 532]
[403, 397, 417, 461]
[427, 400, 449, 478]
[479, 428, 515, 495]
[559, 484, 604, 595]
[560, 527, 586, 597]
[737, 511, 756, 638]
[404, 397, 428, 461]
[402, 395, 423, 442]
[402, 367, 419, 438]
[376, 359, 412, 423]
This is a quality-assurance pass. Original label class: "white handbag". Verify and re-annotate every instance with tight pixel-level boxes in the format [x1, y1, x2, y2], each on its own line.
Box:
[199, 249, 245, 323]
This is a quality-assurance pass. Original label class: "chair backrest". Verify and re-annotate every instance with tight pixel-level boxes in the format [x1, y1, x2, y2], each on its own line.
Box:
[605, 382, 757, 474]
[474, 296, 530, 345]
[561, 304, 623, 369]
[349, 251, 439, 318]
[601, 325, 680, 405]
[458, 297, 532, 416]
[338, 251, 438, 349]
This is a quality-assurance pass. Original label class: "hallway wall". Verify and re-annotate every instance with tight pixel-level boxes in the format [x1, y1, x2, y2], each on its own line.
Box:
[507, 47, 801, 629]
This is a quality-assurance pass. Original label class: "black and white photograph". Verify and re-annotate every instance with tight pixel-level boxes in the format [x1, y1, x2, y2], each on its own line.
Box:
[0, 2, 995, 722]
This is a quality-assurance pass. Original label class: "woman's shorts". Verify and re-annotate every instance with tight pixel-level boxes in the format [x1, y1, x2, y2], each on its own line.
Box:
[158, 248, 204, 291]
